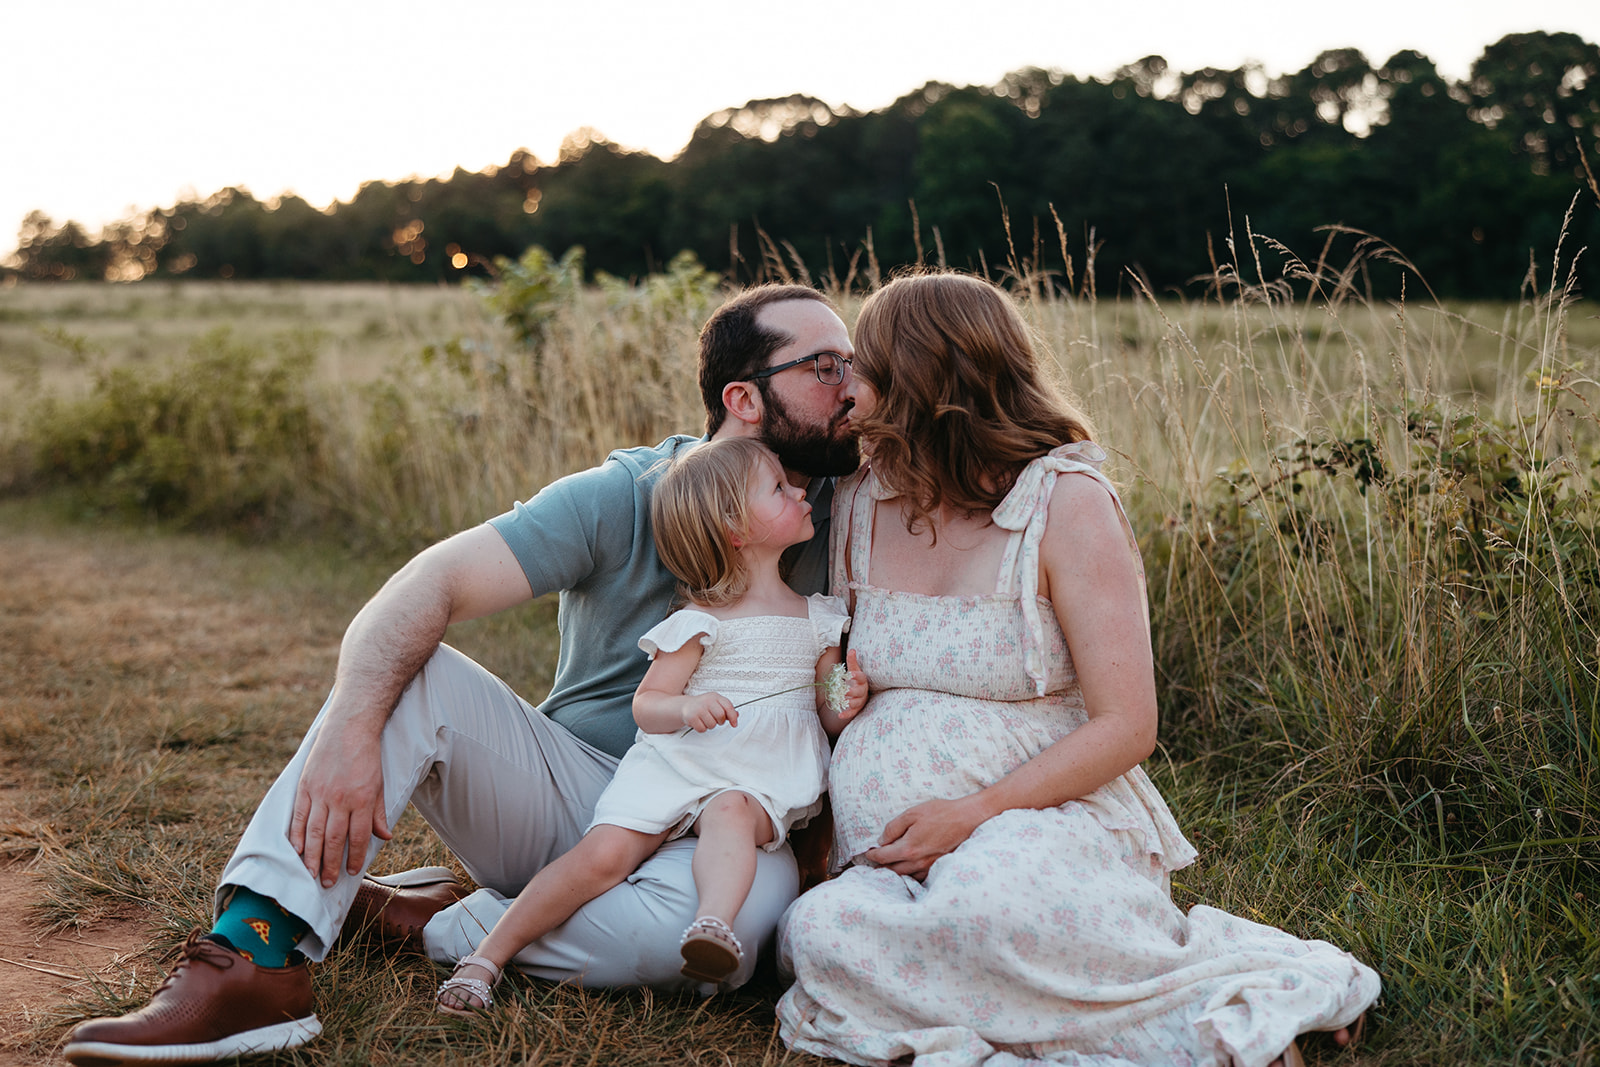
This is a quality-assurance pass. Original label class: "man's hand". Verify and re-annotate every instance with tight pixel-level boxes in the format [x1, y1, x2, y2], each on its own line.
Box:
[862, 795, 990, 881]
[681, 692, 739, 732]
[288, 713, 393, 887]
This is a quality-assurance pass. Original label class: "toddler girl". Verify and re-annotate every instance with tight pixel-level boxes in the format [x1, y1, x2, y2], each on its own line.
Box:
[435, 437, 866, 1013]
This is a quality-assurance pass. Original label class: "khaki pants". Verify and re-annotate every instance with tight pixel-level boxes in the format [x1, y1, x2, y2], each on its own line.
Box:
[218, 643, 798, 989]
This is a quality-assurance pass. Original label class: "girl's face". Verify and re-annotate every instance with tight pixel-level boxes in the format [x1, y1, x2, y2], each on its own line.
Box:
[742, 453, 813, 550]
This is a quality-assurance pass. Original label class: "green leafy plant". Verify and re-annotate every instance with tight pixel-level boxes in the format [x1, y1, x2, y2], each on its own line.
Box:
[25, 328, 326, 530]
[472, 244, 586, 351]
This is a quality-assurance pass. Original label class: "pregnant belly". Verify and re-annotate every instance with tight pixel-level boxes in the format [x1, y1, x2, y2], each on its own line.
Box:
[828, 686, 1085, 866]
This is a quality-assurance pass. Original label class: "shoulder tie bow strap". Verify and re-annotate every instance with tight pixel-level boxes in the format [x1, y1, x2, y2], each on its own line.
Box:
[991, 441, 1149, 696]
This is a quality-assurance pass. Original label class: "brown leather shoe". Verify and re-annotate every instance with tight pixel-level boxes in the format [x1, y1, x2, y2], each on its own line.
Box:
[62, 930, 318, 1065]
[343, 866, 469, 953]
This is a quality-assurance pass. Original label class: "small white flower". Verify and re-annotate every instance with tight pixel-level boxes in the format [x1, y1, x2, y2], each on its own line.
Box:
[821, 663, 850, 715]
[732, 661, 853, 714]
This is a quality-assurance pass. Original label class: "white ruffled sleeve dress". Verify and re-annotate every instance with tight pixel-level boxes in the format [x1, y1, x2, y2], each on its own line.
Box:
[588, 593, 850, 849]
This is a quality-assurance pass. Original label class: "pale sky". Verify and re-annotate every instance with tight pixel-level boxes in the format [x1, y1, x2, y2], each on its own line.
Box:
[5, 0, 1599, 261]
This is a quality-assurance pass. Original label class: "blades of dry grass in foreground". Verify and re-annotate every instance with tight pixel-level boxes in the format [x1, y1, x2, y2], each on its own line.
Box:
[2, 250, 1599, 1063]
[0, 500, 816, 1066]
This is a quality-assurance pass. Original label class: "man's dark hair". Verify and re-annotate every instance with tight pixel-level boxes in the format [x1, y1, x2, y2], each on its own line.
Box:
[698, 284, 834, 434]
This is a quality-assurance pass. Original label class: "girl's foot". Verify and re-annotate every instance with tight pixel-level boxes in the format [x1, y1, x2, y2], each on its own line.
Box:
[679, 916, 743, 984]
[435, 955, 501, 1015]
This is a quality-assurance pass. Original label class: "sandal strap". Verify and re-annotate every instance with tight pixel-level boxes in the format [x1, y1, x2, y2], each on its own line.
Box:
[455, 954, 503, 986]
[680, 916, 743, 955]
[437, 974, 495, 1009]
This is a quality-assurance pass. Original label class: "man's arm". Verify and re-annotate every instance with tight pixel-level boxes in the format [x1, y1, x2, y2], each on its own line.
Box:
[288, 523, 534, 888]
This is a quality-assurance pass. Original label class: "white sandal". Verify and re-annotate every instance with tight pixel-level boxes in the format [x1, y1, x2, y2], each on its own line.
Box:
[679, 916, 744, 984]
[436, 954, 502, 1015]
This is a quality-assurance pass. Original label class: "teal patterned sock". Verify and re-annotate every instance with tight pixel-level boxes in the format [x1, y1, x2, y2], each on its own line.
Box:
[211, 886, 309, 968]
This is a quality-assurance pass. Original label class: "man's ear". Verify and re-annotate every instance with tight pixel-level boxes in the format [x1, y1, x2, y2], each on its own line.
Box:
[722, 380, 764, 428]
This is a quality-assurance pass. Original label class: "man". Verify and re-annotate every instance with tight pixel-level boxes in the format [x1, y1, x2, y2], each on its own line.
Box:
[63, 284, 858, 1065]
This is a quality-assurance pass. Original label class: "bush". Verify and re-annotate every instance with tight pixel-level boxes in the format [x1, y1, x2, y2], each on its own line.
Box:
[25, 328, 327, 531]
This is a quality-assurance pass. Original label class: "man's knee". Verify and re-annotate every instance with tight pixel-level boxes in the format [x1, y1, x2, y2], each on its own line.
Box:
[618, 841, 797, 988]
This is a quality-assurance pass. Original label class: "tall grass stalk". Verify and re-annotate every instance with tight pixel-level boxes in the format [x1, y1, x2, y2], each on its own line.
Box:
[1, 229, 1597, 1062]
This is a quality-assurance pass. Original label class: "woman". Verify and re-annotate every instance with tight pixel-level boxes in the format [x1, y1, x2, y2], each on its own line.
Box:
[776, 273, 1379, 1067]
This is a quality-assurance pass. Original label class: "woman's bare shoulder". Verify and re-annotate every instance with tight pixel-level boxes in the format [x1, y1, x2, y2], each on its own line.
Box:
[1035, 472, 1140, 601]
[1043, 471, 1123, 537]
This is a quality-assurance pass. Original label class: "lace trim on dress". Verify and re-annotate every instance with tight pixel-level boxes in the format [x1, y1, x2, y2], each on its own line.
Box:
[638, 596, 850, 663]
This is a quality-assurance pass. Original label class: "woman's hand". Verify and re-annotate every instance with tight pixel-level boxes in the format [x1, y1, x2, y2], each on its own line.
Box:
[863, 794, 991, 880]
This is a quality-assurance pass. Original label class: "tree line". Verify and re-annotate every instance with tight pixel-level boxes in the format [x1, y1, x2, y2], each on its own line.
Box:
[8, 31, 1600, 300]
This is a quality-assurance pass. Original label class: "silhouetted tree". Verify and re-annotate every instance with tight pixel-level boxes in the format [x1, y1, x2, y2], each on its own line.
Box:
[1471, 31, 1600, 174]
[13, 34, 1598, 300]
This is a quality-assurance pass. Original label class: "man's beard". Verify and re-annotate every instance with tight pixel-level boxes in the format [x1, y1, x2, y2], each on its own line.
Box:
[758, 385, 861, 478]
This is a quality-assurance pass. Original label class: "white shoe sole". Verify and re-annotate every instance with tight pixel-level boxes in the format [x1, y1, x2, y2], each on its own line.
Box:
[63, 1014, 321, 1065]
[366, 866, 459, 888]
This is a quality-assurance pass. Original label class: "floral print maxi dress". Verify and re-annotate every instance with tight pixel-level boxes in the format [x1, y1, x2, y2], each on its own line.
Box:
[776, 443, 1380, 1067]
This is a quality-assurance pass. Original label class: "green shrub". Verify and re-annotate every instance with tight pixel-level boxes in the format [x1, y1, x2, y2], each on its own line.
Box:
[471, 244, 587, 352]
[1147, 374, 1598, 905]
[25, 328, 327, 530]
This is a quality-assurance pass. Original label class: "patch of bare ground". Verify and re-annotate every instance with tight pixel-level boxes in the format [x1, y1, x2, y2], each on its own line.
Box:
[0, 510, 368, 1064]
[0, 861, 149, 1067]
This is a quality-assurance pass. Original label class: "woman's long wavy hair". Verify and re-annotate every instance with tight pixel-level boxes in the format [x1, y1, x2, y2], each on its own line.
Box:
[852, 272, 1094, 535]
[650, 437, 772, 607]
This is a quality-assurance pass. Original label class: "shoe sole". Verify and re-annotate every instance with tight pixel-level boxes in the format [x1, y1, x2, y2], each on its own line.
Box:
[680, 941, 739, 984]
[62, 1015, 321, 1066]
[366, 866, 459, 888]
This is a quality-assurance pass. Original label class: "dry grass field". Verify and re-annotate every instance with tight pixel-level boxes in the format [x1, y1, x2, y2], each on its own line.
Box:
[1, 247, 1598, 1065]
[0, 499, 797, 1066]
[0, 281, 492, 393]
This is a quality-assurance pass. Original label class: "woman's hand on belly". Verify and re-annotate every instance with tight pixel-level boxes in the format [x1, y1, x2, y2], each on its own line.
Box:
[862, 793, 994, 880]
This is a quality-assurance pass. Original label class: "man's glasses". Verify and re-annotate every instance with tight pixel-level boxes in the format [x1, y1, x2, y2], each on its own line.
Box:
[746, 351, 852, 386]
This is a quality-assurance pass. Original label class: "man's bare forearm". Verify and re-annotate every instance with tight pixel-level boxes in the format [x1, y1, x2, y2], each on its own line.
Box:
[289, 525, 534, 881]
[323, 524, 535, 736]
[327, 560, 455, 733]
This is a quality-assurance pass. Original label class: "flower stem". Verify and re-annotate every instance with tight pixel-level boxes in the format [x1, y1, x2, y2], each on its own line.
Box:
[732, 682, 821, 709]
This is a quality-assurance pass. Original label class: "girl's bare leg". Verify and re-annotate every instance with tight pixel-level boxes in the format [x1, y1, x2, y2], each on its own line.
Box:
[439, 824, 667, 1010]
[690, 791, 774, 923]
[676, 792, 775, 983]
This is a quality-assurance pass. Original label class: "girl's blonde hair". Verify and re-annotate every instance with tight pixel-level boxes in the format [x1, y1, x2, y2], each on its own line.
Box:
[651, 437, 774, 607]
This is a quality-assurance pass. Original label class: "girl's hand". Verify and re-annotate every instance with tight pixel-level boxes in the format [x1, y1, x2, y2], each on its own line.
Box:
[816, 647, 868, 736]
[681, 692, 738, 732]
[839, 649, 869, 723]
[862, 794, 990, 880]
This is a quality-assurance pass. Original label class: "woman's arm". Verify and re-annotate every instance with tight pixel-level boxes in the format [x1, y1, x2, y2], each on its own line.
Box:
[864, 475, 1157, 878]
[633, 639, 741, 733]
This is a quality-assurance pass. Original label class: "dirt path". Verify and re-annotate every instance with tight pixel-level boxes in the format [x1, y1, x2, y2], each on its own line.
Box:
[0, 515, 353, 1064]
